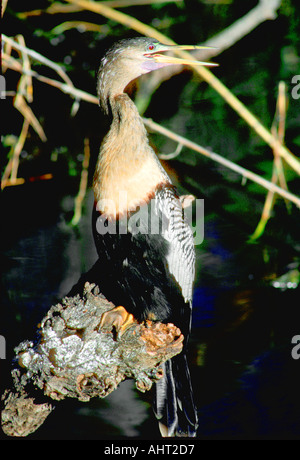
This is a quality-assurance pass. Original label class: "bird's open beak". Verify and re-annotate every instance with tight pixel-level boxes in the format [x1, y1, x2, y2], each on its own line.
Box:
[144, 44, 218, 67]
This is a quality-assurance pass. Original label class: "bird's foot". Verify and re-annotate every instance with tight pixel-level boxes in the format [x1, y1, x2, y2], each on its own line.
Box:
[99, 305, 136, 338]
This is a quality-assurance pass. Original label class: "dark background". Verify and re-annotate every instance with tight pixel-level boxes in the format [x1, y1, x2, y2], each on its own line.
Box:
[1, 0, 300, 440]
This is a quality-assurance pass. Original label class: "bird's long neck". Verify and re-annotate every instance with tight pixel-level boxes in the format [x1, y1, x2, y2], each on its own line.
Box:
[93, 93, 169, 218]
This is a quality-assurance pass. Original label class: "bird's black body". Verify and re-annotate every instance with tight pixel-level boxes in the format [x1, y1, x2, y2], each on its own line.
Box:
[86, 37, 205, 436]
[92, 184, 197, 436]
[92, 184, 190, 335]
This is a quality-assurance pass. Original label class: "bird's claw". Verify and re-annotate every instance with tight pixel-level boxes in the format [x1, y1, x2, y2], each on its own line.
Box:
[99, 305, 136, 338]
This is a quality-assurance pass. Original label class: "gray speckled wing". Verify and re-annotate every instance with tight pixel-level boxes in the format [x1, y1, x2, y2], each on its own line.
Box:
[155, 186, 195, 304]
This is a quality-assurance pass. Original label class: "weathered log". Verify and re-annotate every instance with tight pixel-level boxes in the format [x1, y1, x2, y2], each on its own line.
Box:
[1, 282, 183, 437]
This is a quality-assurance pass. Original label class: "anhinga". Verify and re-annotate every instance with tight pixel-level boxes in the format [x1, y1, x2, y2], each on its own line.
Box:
[92, 37, 215, 437]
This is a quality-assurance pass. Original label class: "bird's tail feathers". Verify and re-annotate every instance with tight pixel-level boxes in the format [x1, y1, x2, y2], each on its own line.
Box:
[153, 354, 198, 437]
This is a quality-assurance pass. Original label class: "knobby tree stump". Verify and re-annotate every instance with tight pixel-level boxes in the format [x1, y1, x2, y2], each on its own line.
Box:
[1, 282, 183, 437]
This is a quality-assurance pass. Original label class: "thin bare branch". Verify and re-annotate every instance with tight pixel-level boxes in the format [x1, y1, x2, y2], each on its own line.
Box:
[9, 118, 30, 182]
[1, 174, 53, 190]
[192, 0, 282, 60]
[16, 35, 33, 103]
[1, 118, 30, 188]
[64, 0, 177, 43]
[3, 53, 98, 104]
[17, 3, 83, 17]
[61, 0, 300, 175]
[158, 143, 183, 160]
[250, 81, 291, 240]
[271, 81, 289, 194]
[2, 34, 74, 88]
[134, 0, 282, 112]
[71, 138, 91, 226]
[14, 93, 47, 142]
[51, 21, 108, 35]
[143, 118, 300, 209]
[1, 0, 8, 16]
[17, 0, 182, 18]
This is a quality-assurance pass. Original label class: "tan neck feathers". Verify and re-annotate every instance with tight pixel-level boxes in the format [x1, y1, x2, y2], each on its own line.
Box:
[93, 94, 169, 218]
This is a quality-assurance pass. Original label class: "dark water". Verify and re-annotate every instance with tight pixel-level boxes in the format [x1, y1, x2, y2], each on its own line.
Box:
[1, 175, 300, 441]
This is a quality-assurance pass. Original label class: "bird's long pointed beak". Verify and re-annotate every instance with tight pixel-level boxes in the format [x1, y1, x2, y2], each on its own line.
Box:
[146, 44, 218, 67]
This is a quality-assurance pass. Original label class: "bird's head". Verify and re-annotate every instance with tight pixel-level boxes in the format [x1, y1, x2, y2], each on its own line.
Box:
[97, 37, 217, 113]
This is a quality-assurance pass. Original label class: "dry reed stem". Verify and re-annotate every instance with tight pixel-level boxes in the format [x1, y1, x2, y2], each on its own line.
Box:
[71, 138, 91, 225]
[143, 118, 300, 209]
[3, 34, 74, 88]
[16, 35, 33, 103]
[2, 36, 46, 188]
[17, 0, 181, 18]
[250, 81, 291, 240]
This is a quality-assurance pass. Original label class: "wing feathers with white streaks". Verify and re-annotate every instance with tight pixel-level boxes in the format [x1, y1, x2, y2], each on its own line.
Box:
[156, 186, 195, 303]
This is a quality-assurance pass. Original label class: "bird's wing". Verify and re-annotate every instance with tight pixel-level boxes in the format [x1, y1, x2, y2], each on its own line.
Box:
[156, 186, 195, 303]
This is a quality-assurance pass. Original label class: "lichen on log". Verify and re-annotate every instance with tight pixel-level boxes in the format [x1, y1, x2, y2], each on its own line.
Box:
[1, 282, 183, 437]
